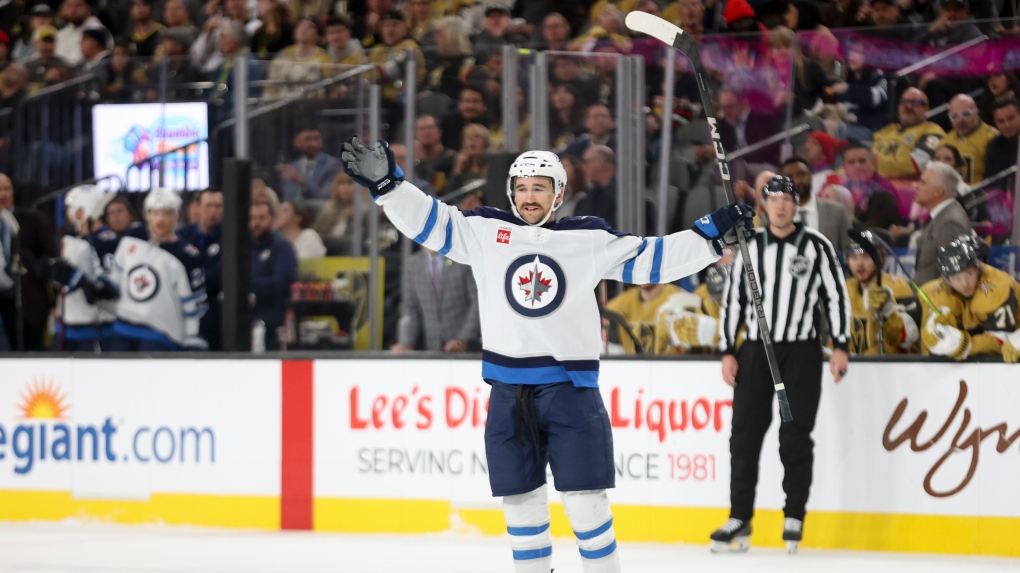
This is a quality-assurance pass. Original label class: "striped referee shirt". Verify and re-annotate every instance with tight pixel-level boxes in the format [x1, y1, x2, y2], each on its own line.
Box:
[720, 224, 851, 354]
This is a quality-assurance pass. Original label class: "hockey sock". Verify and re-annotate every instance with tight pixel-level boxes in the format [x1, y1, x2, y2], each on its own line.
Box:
[560, 489, 620, 573]
[503, 484, 553, 573]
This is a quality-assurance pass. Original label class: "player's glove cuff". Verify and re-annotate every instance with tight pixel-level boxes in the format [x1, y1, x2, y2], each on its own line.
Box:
[691, 204, 754, 255]
[340, 137, 405, 198]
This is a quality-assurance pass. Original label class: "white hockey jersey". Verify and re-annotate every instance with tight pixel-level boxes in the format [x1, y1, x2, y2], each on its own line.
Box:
[112, 236, 207, 346]
[60, 235, 115, 328]
[377, 181, 720, 387]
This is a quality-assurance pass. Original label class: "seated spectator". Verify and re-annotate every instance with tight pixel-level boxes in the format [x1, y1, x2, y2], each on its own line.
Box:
[390, 142, 436, 194]
[249, 202, 297, 351]
[428, 16, 474, 101]
[392, 246, 481, 352]
[367, 11, 426, 137]
[162, 0, 197, 36]
[25, 25, 69, 90]
[313, 172, 370, 243]
[984, 97, 1020, 190]
[537, 12, 571, 51]
[251, 178, 281, 210]
[105, 39, 148, 102]
[715, 88, 783, 166]
[840, 43, 891, 134]
[979, 72, 1020, 126]
[251, 0, 294, 60]
[13, 4, 55, 63]
[800, 131, 840, 194]
[920, 236, 1020, 361]
[191, 0, 260, 74]
[414, 114, 456, 193]
[276, 200, 326, 259]
[77, 27, 111, 81]
[912, 162, 970, 285]
[472, 3, 524, 61]
[549, 55, 598, 107]
[941, 93, 997, 185]
[325, 16, 365, 65]
[440, 85, 495, 151]
[563, 102, 616, 158]
[840, 141, 901, 217]
[463, 48, 504, 113]
[576, 144, 617, 227]
[568, 5, 631, 54]
[844, 230, 920, 355]
[872, 88, 945, 182]
[407, 0, 438, 47]
[555, 155, 587, 219]
[290, 0, 331, 20]
[549, 83, 585, 150]
[351, 0, 393, 48]
[448, 123, 490, 191]
[264, 17, 334, 99]
[123, 0, 164, 58]
[0, 63, 29, 109]
[208, 22, 260, 121]
[277, 126, 343, 202]
[147, 28, 205, 101]
[762, 26, 845, 117]
[820, 180, 856, 221]
[55, 0, 104, 66]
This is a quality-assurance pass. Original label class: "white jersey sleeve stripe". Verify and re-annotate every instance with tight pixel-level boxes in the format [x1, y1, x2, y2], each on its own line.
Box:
[413, 197, 440, 244]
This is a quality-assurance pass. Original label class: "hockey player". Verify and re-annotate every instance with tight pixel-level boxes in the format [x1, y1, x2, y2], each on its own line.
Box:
[604, 282, 688, 354]
[52, 185, 120, 351]
[844, 230, 920, 355]
[341, 137, 753, 573]
[920, 236, 1020, 361]
[108, 188, 208, 351]
[654, 260, 731, 354]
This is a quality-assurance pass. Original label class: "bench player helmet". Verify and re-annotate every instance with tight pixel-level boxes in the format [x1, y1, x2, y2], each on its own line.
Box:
[143, 187, 183, 214]
[65, 184, 115, 228]
[506, 150, 567, 226]
[937, 236, 981, 282]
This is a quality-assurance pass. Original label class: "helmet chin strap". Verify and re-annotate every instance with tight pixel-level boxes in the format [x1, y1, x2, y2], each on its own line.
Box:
[511, 190, 564, 227]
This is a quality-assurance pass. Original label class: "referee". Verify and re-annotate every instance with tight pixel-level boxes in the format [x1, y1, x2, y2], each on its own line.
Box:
[710, 176, 850, 554]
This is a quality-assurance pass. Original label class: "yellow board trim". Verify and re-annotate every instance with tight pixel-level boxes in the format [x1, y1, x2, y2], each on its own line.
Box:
[0, 490, 279, 530]
[313, 498, 1020, 558]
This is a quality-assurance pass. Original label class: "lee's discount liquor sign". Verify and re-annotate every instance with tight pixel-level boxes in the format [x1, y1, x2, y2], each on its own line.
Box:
[312, 359, 1020, 518]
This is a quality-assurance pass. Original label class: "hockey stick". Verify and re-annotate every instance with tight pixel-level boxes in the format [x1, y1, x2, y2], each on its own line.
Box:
[626, 11, 793, 422]
[865, 233, 941, 315]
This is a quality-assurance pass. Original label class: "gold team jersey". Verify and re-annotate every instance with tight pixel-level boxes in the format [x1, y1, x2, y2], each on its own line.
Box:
[368, 38, 427, 101]
[872, 121, 945, 179]
[920, 264, 1020, 356]
[606, 284, 684, 354]
[654, 283, 729, 355]
[941, 122, 998, 184]
[847, 273, 919, 354]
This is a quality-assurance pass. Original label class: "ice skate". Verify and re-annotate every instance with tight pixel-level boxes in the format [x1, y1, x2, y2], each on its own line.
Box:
[709, 518, 751, 553]
[783, 518, 803, 554]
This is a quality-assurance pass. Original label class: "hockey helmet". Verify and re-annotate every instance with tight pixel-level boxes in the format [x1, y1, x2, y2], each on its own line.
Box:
[845, 228, 887, 265]
[937, 237, 981, 281]
[65, 184, 115, 227]
[762, 175, 798, 204]
[704, 262, 730, 300]
[143, 187, 183, 214]
[955, 232, 990, 264]
[506, 150, 567, 226]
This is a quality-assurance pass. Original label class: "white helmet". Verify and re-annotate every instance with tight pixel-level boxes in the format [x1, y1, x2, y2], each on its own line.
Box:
[65, 185, 115, 228]
[143, 187, 183, 213]
[506, 150, 567, 226]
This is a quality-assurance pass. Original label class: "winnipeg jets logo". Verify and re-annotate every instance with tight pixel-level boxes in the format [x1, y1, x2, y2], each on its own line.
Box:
[127, 264, 160, 302]
[504, 254, 566, 318]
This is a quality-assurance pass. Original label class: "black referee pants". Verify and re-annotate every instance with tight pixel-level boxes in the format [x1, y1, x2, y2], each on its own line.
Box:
[729, 339, 822, 522]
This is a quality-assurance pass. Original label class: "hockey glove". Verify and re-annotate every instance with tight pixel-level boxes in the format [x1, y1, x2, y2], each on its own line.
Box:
[340, 137, 405, 198]
[44, 258, 83, 291]
[81, 277, 119, 305]
[672, 311, 719, 350]
[691, 204, 755, 255]
[922, 307, 971, 361]
[1001, 331, 1020, 363]
[182, 336, 209, 351]
[864, 284, 895, 318]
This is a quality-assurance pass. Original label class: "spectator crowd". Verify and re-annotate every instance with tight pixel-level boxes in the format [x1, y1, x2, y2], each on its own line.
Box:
[0, 0, 1017, 360]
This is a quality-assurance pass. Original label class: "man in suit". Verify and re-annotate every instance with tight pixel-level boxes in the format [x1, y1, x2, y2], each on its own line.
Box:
[913, 162, 972, 285]
[781, 157, 852, 253]
[392, 247, 480, 352]
[716, 89, 783, 167]
[0, 173, 59, 350]
[277, 126, 343, 203]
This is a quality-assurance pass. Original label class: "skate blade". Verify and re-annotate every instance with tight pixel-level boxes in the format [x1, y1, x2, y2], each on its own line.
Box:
[710, 537, 750, 553]
[786, 541, 799, 554]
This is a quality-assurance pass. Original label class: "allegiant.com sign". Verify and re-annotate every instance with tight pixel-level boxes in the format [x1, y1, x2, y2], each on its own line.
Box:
[0, 378, 215, 475]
